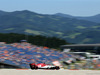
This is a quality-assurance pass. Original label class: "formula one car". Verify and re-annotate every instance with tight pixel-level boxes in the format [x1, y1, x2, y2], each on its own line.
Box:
[29, 63, 60, 70]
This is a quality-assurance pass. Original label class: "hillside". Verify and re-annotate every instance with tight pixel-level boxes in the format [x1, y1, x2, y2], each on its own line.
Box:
[54, 13, 74, 18]
[77, 14, 100, 23]
[0, 10, 100, 44]
[55, 13, 100, 23]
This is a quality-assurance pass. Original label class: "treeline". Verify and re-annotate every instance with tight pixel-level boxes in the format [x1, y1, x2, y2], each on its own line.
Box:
[0, 33, 70, 48]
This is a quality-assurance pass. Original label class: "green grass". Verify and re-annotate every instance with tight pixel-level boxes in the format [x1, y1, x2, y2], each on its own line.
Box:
[92, 26, 100, 28]
[25, 29, 41, 35]
[63, 33, 81, 39]
[49, 31, 63, 36]
[76, 26, 87, 29]
[5, 28, 14, 30]
[36, 15, 44, 18]
[80, 38, 92, 43]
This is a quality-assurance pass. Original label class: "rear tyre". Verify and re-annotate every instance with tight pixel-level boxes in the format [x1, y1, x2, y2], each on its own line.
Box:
[34, 66, 38, 70]
[29, 64, 38, 70]
[56, 66, 60, 70]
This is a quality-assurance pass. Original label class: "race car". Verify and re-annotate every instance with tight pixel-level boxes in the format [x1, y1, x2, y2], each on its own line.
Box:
[29, 63, 60, 70]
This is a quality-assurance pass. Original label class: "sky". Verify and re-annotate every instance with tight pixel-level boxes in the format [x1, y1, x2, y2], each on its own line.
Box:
[0, 0, 100, 16]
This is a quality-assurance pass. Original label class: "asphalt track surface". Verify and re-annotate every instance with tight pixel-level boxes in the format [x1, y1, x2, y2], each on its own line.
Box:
[0, 69, 100, 75]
